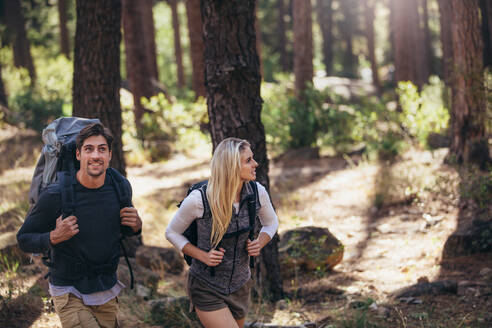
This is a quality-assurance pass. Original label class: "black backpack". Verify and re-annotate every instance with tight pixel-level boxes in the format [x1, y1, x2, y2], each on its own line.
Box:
[28, 117, 135, 288]
[178, 180, 258, 270]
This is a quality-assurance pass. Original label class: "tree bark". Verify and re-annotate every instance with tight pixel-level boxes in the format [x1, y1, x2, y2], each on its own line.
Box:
[364, 0, 381, 93]
[316, 0, 333, 76]
[3, 0, 36, 84]
[437, 0, 453, 84]
[72, 0, 126, 176]
[293, 0, 313, 96]
[448, 0, 490, 169]
[480, 0, 492, 68]
[392, 0, 424, 87]
[0, 62, 8, 115]
[122, 0, 154, 131]
[339, 0, 358, 78]
[185, 0, 206, 98]
[277, 0, 289, 72]
[58, 0, 70, 59]
[255, 1, 263, 78]
[141, 0, 159, 81]
[169, 0, 185, 89]
[421, 0, 433, 77]
[201, 0, 283, 302]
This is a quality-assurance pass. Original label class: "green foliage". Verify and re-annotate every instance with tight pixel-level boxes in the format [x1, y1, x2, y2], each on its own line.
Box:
[397, 77, 450, 148]
[1, 46, 72, 131]
[9, 88, 64, 133]
[262, 76, 358, 153]
[122, 92, 209, 163]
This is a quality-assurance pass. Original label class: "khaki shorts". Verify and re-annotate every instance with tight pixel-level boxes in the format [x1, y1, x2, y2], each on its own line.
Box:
[187, 273, 253, 319]
[52, 293, 118, 328]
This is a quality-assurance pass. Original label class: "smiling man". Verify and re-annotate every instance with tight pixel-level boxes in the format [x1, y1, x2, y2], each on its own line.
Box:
[17, 123, 142, 328]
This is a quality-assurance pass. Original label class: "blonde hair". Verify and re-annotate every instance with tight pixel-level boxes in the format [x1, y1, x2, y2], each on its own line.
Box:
[207, 137, 251, 248]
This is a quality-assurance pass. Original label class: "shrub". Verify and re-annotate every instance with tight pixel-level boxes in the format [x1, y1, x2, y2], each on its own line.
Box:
[397, 77, 450, 148]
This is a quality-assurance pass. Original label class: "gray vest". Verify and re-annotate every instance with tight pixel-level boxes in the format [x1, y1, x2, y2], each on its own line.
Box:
[190, 182, 260, 295]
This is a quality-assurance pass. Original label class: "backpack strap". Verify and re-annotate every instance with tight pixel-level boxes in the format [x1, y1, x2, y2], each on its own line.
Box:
[107, 168, 132, 208]
[247, 180, 258, 269]
[107, 167, 135, 289]
[58, 170, 76, 218]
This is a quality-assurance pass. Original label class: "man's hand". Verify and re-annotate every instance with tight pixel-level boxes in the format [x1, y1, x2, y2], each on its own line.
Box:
[50, 215, 79, 245]
[120, 207, 142, 233]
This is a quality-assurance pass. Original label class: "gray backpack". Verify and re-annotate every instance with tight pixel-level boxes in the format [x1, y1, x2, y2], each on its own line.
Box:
[28, 117, 100, 211]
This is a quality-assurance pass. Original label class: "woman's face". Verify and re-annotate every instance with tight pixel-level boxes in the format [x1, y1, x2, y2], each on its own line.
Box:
[239, 146, 258, 181]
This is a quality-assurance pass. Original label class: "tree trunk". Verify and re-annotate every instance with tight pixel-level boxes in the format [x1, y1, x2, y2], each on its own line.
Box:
[141, 0, 159, 81]
[293, 0, 313, 96]
[3, 0, 36, 84]
[122, 0, 154, 131]
[364, 0, 381, 93]
[201, 0, 283, 302]
[0, 62, 8, 116]
[392, 0, 423, 87]
[255, 1, 263, 78]
[480, 0, 492, 68]
[185, 0, 206, 98]
[438, 0, 453, 84]
[277, 0, 289, 72]
[421, 0, 433, 77]
[316, 0, 333, 76]
[72, 0, 126, 176]
[169, 0, 185, 89]
[58, 0, 70, 59]
[448, 0, 490, 169]
[339, 0, 358, 78]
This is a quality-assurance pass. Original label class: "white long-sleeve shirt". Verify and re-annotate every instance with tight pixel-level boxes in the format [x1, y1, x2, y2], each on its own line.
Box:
[166, 182, 279, 250]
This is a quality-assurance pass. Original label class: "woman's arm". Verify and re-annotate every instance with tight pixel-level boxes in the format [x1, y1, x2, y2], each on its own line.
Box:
[165, 190, 225, 266]
[246, 182, 279, 256]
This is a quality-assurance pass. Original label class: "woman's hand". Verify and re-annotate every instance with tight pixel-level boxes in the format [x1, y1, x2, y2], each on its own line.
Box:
[246, 239, 262, 257]
[246, 232, 272, 257]
[202, 247, 226, 266]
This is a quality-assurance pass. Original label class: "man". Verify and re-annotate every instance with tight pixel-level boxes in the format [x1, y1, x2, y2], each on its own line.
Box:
[17, 123, 142, 328]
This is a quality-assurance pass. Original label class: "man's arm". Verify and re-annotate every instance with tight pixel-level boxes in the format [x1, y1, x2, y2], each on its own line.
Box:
[17, 186, 62, 253]
[120, 180, 142, 236]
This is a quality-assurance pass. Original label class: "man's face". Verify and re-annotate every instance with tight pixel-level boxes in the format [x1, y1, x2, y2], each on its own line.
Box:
[76, 135, 112, 178]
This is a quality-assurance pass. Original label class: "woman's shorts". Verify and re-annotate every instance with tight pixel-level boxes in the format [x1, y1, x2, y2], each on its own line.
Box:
[187, 273, 253, 319]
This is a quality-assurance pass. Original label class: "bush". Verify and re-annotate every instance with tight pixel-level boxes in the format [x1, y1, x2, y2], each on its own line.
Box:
[397, 77, 450, 148]
[9, 88, 63, 133]
[122, 92, 210, 163]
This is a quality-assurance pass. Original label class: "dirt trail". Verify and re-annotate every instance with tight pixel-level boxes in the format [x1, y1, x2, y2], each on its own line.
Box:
[5, 145, 490, 327]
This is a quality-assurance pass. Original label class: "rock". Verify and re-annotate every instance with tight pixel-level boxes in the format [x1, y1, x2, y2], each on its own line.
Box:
[442, 220, 492, 258]
[117, 257, 160, 290]
[369, 302, 378, 311]
[135, 284, 152, 299]
[0, 231, 32, 267]
[276, 299, 288, 310]
[457, 281, 487, 297]
[479, 267, 492, 278]
[135, 245, 184, 275]
[391, 280, 457, 298]
[150, 296, 200, 326]
[377, 306, 390, 318]
[278, 226, 343, 278]
[398, 297, 422, 304]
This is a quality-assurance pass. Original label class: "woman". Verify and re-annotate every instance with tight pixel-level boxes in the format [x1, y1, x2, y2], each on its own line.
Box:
[166, 138, 279, 328]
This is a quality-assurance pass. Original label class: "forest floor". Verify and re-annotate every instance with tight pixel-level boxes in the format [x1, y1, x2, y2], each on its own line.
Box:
[1, 129, 491, 328]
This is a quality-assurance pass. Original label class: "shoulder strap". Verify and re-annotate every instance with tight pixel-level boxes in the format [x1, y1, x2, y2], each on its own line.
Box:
[107, 167, 131, 209]
[248, 181, 258, 269]
[58, 171, 76, 218]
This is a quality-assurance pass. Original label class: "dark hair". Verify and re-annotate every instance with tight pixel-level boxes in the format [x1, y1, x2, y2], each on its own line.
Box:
[76, 123, 114, 151]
